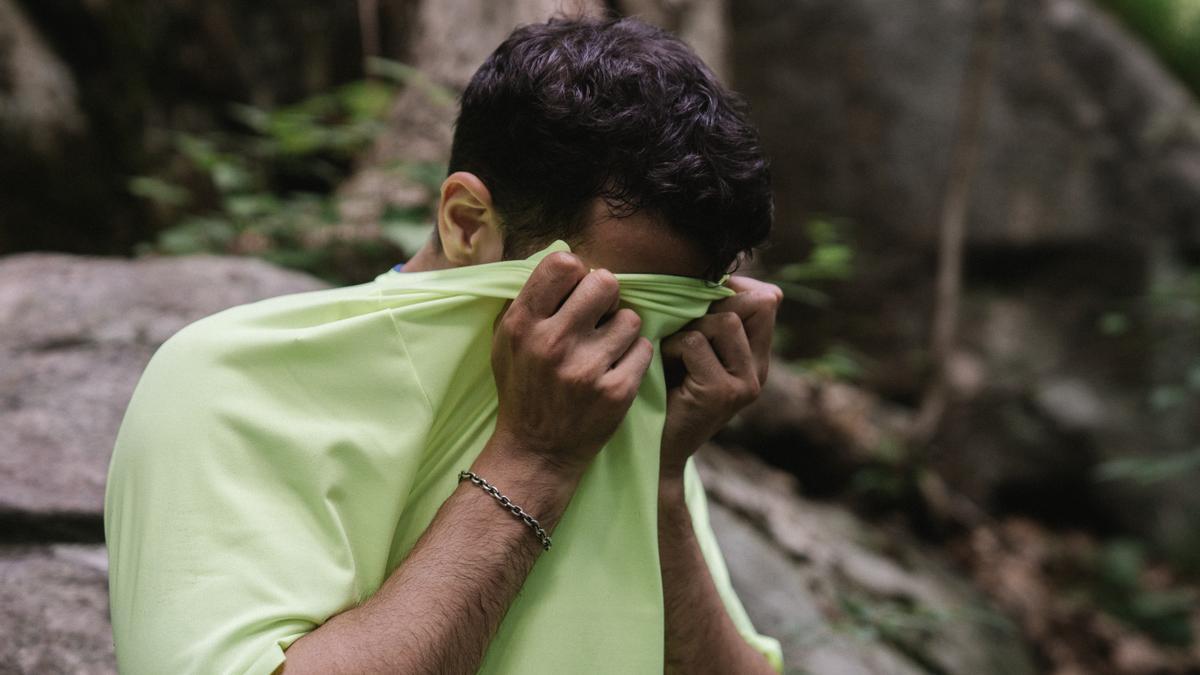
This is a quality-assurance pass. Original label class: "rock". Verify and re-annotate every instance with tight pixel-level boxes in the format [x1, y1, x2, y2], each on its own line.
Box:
[730, 0, 1200, 250]
[0, 253, 327, 521]
[730, 0, 1200, 561]
[0, 0, 86, 151]
[960, 518, 1200, 673]
[0, 544, 115, 674]
[697, 445, 1038, 675]
[1034, 377, 1107, 434]
[721, 362, 911, 495]
[616, 0, 731, 82]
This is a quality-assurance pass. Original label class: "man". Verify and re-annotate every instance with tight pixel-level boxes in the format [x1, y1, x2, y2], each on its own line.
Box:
[105, 15, 783, 674]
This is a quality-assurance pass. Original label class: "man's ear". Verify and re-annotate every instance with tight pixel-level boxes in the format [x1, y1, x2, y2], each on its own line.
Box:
[436, 171, 505, 266]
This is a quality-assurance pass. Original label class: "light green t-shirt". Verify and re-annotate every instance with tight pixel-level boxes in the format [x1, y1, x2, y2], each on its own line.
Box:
[104, 240, 784, 674]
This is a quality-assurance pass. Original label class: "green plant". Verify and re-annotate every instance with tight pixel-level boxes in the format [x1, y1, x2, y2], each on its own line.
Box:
[1090, 539, 1195, 646]
[1095, 447, 1200, 487]
[130, 60, 453, 284]
[768, 216, 855, 307]
[1099, 0, 1200, 97]
[788, 344, 870, 382]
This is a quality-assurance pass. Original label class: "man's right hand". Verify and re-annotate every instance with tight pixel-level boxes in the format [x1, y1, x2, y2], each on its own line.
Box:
[281, 259, 649, 675]
[488, 251, 653, 480]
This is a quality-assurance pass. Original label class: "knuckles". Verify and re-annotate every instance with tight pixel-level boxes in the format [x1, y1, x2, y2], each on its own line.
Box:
[554, 361, 595, 390]
[682, 330, 706, 350]
[536, 330, 566, 361]
[542, 251, 587, 278]
[589, 268, 620, 298]
[739, 377, 762, 405]
[599, 378, 633, 406]
[754, 283, 784, 309]
[613, 307, 642, 333]
[714, 311, 743, 333]
[711, 377, 759, 411]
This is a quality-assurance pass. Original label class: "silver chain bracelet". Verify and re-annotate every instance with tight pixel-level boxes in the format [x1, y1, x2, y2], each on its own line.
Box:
[458, 470, 553, 551]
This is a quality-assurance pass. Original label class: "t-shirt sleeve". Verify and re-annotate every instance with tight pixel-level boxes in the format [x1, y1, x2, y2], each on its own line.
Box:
[104, 308, 433, 674]
[682, 455, 786, 674]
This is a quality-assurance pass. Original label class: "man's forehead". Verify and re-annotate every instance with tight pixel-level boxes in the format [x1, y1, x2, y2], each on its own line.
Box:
[568, 198, 710, 279]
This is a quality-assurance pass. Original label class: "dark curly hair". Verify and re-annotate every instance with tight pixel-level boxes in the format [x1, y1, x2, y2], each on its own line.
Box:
[445, 15, 773, 282]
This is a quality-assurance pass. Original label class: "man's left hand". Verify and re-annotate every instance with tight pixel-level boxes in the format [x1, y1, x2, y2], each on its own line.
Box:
[659, 276, 782, 482]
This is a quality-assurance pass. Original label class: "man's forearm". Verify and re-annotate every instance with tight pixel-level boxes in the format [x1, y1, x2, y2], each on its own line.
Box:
[277, 438, 580, 675]
[658, 478, 778, 675]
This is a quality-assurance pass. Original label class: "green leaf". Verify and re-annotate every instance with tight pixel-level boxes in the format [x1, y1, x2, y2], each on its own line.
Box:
[224, 193, 280, 219]
[176, 134, 221, 170]
[156, 217, 236, 255]
[211, 160, 254, 193]
[1150, 386, 1186, 411]
[128, 176, 190, 207]
[1095, 448, 1200, 486]
[1098, 311, 1130, 336]
[1187, 362, 1200, 391]
[366, 58, 457, 107]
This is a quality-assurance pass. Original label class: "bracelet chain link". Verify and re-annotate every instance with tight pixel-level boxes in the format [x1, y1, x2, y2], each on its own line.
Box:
[458, 470, 553, 551]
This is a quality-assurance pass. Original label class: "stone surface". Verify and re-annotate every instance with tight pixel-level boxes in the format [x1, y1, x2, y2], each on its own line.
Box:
[697, 445, 1038, 675]
[722, 362, 912, 496]
[0, 0, 85, 151]
[731, 0, 1200, 251]
[0, 253, 327, 518]
[0, 544, 115, 674]
[730, 0, 1200, 561]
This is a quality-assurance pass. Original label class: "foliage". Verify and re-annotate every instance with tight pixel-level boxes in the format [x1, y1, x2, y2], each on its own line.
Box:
[1089, 539, 1196, 646]
[1094, 265, 1200, 491]
[790, 344, 869, 382]
[1099, 0, 1200, 97]
[768, 216, 855, 307]
[130, 60, 449, 284]
[1096, 448, 1200, 487]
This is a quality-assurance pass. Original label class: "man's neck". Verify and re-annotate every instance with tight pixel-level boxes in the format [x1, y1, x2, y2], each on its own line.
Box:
[399, 239, 455, 273]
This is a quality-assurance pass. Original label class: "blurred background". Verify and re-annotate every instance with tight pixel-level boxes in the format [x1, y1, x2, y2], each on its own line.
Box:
[1, 0, 1198, 673]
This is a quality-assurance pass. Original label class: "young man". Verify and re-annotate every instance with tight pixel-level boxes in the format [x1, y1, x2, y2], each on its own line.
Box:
[106, 15, 783, 675]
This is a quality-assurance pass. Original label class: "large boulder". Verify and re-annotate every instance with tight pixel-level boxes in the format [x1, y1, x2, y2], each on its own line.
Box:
[0, 253, 327, 524]
[0, 545, 114, 674]
[731, 0, 1200, 251]
[0, 0, 85, 152]
[697, 445, 1038, 674]
[730, 0, 1200, 562]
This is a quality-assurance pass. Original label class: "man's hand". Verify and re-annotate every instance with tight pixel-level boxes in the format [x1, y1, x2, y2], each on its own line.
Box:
[489, 251, 654, 480]
[659, 275, 782, 480]
[658, 275, 784, 675]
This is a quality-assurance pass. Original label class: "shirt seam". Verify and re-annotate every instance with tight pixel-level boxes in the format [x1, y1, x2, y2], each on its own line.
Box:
[374, 283, 435, 416]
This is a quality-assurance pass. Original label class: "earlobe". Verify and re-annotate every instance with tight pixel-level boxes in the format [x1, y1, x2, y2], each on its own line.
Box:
[437, 172, 505, 266]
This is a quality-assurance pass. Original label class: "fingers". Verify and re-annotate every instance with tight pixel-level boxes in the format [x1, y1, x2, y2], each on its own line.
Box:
[557, 268, 621, 330]
[599, 336, 653, 400]
[661, 330, 724, 383]
[513, 252, 590, 318]
[708, 276, 782, 382]
[593, 307, 644, 365]
[686, 312, 754, 378]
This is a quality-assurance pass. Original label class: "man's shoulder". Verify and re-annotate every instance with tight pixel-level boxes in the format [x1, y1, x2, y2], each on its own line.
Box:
[162, 279, 382, 349]
[137, 277, 409, 399]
